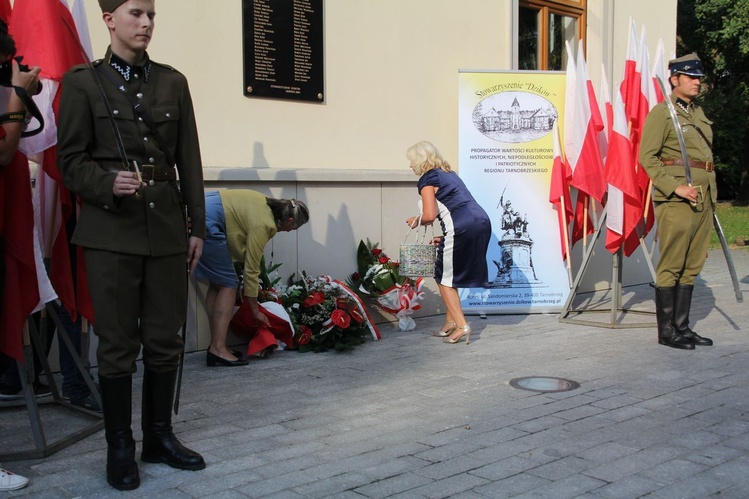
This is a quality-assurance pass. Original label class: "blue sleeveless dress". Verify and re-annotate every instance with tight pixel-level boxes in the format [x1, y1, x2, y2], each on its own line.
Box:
[418, 169, 491, 288]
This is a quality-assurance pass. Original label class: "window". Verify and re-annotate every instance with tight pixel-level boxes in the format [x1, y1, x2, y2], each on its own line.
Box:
[518, 0, 586, 71]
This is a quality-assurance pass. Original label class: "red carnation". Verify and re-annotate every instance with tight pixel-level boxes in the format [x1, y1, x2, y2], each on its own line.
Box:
[351, 272, 361, 281]
[378, 256, 389, 264]
[297, 325, 313, 345]
[303, 291, 325, 308]
[372, 248, 382, 256]
[330, 309, 351, 329]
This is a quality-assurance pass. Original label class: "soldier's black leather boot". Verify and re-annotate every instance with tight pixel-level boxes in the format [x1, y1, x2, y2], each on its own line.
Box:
[140, 369, 206, 470]
[99, 375, 140, 491]
[656, 286, 695, 350]
[673, 284, 713, 346]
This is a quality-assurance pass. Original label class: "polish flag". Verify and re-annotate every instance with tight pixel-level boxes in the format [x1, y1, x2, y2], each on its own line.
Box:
[10, 0, 93, 323]
[564, 41, 606, 203]
[549, 121, 573, 261]
[620, 18, 640, 128]
[598, 66, 614, 162]
[604, 88, 642, 255]
[623, 27, 657, 255]
[651, 39, 669, 103]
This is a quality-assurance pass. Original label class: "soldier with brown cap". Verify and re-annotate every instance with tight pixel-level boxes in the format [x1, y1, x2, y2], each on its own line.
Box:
[640, 53, 716, 350]
[57, 0, 206, 490]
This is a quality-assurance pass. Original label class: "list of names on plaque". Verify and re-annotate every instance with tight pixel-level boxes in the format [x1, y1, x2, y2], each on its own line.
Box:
[253, 1, 276, 83]
[243, 0, 324, 102]
[292, 0, 313, 83]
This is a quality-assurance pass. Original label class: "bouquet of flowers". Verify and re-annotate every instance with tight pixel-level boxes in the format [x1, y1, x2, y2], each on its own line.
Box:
[281, 273, 381, 353]
[347, 239, 426, 331]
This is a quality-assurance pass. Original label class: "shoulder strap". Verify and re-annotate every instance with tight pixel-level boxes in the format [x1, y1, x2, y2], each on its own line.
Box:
[95, 64, 177, 167]
[691, 124, 713, 150]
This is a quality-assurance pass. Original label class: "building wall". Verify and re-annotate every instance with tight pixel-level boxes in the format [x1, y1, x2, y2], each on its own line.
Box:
[78, 0, 678, 352]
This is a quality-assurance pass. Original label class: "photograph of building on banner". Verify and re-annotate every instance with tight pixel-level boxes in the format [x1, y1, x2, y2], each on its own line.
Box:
[458, 71, 569, 314]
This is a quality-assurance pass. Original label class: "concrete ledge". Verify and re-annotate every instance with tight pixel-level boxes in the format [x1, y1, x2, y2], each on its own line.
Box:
[203, 167, 417, 183]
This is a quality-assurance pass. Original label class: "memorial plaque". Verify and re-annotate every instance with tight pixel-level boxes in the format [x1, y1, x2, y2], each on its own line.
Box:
[242, 0, 324, 102]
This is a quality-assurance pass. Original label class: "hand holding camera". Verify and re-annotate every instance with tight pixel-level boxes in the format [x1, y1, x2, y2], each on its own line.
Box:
[10, 58, 41, 96]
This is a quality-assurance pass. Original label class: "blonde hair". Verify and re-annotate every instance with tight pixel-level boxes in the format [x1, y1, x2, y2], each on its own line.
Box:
[406, 141, 453, 176]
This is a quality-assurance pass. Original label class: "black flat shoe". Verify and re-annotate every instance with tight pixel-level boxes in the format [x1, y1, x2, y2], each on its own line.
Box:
[206, 351, 249, 367]
[231, 349, 245, 359]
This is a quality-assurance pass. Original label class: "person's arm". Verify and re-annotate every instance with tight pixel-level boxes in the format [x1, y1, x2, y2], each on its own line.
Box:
[406, 185, 438, 227]
[174, 75, 206, 240]
[57, 69, 127, 208]
[639, 104, 695, 201]
[0, 61, 40, 165]
[242, 229, 271, 326]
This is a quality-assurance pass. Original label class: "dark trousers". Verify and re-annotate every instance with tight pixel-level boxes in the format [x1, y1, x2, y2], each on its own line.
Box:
[84, 249, 186, 377]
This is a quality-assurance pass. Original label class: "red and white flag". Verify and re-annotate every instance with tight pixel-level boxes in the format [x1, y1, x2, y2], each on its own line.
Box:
[564, 41, 606, 204]
[598, 65, 614, 162]
[623, 26, 657, 255]
[549, 121, 573, 262]
[604, 88, 642, 255]
[10, 0, 94, 323]
[651, 38, 669, 103]
[620, 18, 640, 128]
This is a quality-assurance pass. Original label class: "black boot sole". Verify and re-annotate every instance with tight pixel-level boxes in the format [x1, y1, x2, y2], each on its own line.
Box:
[107, 478, 140, 491]
[141, 453, 206, 471]
[658, 338, 695, 350]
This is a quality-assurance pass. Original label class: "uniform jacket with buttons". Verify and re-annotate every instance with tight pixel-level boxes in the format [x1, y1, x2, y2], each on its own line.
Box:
[639, 93, 717, 204]
[58, 47, 206, 256]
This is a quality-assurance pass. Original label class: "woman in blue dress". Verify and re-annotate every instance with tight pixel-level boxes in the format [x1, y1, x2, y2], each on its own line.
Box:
[405, 141, 491, 344]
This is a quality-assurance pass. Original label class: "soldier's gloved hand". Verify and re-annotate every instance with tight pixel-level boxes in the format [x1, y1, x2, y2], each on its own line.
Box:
[113, 171, 142, 197]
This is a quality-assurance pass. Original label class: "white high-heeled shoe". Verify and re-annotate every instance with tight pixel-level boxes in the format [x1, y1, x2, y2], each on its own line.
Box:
[443, 324, 471, 345]
[433, 321, 456, 337]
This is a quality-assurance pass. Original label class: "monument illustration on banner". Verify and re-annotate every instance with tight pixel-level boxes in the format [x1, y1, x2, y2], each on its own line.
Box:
[489, 187, 546, 288]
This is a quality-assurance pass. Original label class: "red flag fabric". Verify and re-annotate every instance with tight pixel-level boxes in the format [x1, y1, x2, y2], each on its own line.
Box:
[0, 145, 40, 363]
[605, 89, 642, 254]
[231, 300, 296, 356]
[571, 191, 594, 246]
[8, 0, 83, 81]
[549, 122, 573, 261]
[0, 0, 10, 23]
[564, 41, 606, 203]
[10, 0, 93, 323]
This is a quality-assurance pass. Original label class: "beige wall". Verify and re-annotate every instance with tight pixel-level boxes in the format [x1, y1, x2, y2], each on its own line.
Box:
[83, 0, 512, 170]
[587, 0, 678, 96]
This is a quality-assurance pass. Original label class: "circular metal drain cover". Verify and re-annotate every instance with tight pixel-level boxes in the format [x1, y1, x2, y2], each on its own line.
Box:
[509, 376, 580, 393]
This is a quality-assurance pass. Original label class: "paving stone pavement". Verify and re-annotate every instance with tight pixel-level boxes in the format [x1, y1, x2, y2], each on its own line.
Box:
[2, 249, 748, 498]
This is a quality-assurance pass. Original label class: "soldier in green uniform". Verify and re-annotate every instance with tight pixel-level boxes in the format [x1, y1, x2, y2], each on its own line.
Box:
[57, 0, 206, 490]
[640, 53, 716, 351]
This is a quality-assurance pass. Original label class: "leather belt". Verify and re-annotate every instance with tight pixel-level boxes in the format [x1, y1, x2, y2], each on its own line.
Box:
[660, 158, 714, 172]
[98, 161, 177, 181]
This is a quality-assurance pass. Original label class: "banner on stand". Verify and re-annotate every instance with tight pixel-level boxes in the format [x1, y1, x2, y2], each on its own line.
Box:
[458, 70, 569, 314]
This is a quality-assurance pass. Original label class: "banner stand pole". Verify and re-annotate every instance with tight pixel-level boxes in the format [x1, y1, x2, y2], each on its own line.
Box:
[559, 206, 656, 329]
[0, 304, 103, 462]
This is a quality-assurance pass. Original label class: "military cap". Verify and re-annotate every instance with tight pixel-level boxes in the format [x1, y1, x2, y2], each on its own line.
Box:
[99, 0, 128, 13]
[668, 53, 704, 77]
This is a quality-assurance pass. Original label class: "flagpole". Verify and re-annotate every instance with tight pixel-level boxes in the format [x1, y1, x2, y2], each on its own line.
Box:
[560, 202, 573, 287]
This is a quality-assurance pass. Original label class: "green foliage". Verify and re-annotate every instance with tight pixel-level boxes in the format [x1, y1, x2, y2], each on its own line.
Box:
[346, 239, 406, 295]
[710, 202, 749, 249]
[259, 255, 282, 291]
[678, 0, 749, 202]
